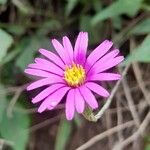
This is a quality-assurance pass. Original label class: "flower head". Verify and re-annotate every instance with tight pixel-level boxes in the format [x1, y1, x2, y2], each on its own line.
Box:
[25, 32, 124, 120]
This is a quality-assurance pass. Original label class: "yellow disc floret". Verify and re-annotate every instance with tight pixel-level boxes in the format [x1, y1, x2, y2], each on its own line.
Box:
[64, 63, 86, 87]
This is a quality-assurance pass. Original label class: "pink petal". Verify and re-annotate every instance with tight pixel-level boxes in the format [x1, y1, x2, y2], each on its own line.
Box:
[87, 49, 120, 75]
[38, 87, 70, 113]
[29, 58, 64, 76]
[39, 49, 65, 69]
[88, 73, 121, 81]
[85, 82, 109, 97]
[85, 40, 113, 70]
[75, 88, 85, 113]
[97, 49, 120, 63]
[52, 39, 70, 64]
[24, 69, 55, 78]
[92, 56, 124, 74]
[63, 36, 74, 63]
[65, 89, 75, 120]
[74, 32, 88, 64]
[32, 83, 66, 103]
[79, 85, 98, 109]
[27, 77, 64, 91]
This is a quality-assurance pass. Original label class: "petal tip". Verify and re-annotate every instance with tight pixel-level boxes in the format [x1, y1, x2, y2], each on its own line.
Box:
[51, 39, 57, 43]
[38, 107, 45, 113]
[117, 74, 122, 79]
[38, 109, 43, 113]
[24, 69, 29, 74]
[122, 56, 125, 60]
[26, 86, 31, 91]
[77, 109, 84, 114]
[103, 90, 110, 98]
[104, 40, 113, 46]
[31, 99, 37, 104]
[66, 115, 73, 121]
[63, 36, 68, 39]
[105, 92, 110, 97]
[34, 58, 39, 63]
[92, 103, 98, 109]
[28, 64, 34, 68]
[39, 48, 45, 53]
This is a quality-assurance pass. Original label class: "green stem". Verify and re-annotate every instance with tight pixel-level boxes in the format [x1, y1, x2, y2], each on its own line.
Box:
[82, 106, 97, 122]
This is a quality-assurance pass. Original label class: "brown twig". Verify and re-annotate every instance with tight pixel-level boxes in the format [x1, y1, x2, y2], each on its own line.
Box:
[0, 138, 14, 149]
[132, 62, 150, 106]
[121, 76, 140, 127]
[105, 111, 113, 149]
[130, 38, 150, 106]
[115, 111, 150, 149]
[113, 13, 146, 46]
[116, 93, 124, 143]
[95, 64, 130, 120]
[15, 104, 65, 114]
[76, 120, 135, 150]
[7, 87, 23, 118]
[108, 100, 147, 114]
[28, 114, 63, 133]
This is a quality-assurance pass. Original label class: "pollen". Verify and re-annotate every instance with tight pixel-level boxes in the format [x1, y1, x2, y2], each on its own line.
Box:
[64, 63, 86, 87]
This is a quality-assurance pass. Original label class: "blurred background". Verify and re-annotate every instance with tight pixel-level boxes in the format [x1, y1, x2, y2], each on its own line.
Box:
[0, 0, 150, 150]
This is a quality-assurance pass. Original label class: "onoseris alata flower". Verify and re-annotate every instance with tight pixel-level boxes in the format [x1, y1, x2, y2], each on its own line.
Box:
[25, 32, 124, 120]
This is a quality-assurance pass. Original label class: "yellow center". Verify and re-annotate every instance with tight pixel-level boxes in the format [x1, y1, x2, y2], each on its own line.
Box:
[64, 63, 86, 87]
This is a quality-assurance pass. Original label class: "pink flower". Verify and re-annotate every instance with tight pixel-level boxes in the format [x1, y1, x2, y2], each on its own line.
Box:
[25, 32, 124, 120]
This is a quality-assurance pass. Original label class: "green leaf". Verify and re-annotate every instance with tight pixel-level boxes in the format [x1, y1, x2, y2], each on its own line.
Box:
[6, 25, 26, 35]
[80, 15, 103, 44]
[92, 0, 143, 25]
[55, 119, 72, 150]
[65, 0, 78, 16]
[0, 29, 13, 62]
[15, 36, 50, 71]
[1, 50, 19, 65]
[0, 104, 30, 150]
[37, 20, 61, 35]
[129, 18, 150, 35]
[92, 0, 102, 12]
[145, 136, 150, 150]
[125, 34, 150, 63]
[12, 0, 33, 14]
[0, 84, 7, 123]
[0, 0, 7, 4]
[145, 145, 150, 150]
[112, 16, 122, 30]
[74, 116, 82, 127]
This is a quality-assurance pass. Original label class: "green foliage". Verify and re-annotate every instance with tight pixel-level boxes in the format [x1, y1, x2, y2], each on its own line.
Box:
[92, 0, 143, 25]
[80, 15, 102, 44]
[1, 50, 19, 65]
[15, 36, 50, 71]
[6, 25, 26, 35]
[74, 116, 82, 127]
[125, 35, 150, 63]
[37, 20, 61, 35]
[12, 0, 33, 14]
[0, 29, 13, 63]
[145, 145, 150, 150]
[92, 0, 102, 12]
[112, 16, 122, 30]
[55, 119, 72, 150]
[144, 136, 150, 150]
[0, 85, 7, 123]
[0, 104, 30, 150]
[129, 18, 150, 35]
[0, 0, 7, 4]
[65, 0, 78, 16]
